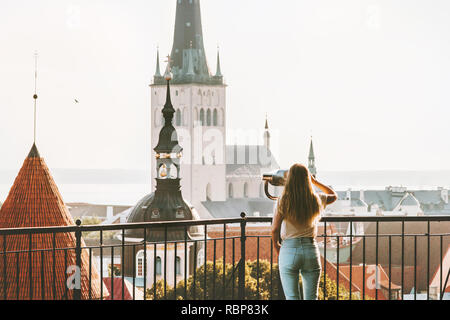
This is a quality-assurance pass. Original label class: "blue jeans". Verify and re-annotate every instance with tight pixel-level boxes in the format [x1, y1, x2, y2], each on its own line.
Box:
[278, 238, 321, 300]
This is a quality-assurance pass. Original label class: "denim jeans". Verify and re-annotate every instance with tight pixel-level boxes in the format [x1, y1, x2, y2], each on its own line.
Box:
[278, 238, 321, 300]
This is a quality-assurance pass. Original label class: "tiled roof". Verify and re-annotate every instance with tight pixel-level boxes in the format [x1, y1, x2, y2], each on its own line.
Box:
[0, 144, 105, 300]
[350, 221, 450, 292]
[103, 277, 144, 300]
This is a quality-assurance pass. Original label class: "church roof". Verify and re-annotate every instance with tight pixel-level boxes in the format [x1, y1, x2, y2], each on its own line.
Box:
[225, 145, 280, 176]
[0, 144, 104, 299]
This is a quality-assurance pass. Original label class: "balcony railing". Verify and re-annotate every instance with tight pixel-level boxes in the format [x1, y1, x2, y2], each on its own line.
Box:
[0, 215, 449, 300]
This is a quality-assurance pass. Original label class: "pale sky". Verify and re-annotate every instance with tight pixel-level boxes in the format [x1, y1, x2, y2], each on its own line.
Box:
[1, 0, 450, 173]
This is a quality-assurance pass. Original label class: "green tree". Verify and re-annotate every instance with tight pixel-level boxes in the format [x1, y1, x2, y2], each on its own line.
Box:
[146, 259, 360, 300]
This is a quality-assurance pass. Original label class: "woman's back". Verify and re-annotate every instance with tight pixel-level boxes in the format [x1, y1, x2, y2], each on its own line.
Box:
[280, 193, 327, 240]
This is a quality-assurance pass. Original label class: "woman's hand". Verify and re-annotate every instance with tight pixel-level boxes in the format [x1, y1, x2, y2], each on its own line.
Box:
[273, 237, 281, 255]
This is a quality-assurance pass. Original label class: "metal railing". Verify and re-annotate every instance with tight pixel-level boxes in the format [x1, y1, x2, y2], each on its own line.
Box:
[0, 215, 449, 300]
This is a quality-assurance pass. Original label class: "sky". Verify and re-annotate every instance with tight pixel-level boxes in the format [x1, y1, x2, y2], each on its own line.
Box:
[0, 0, 450, 174]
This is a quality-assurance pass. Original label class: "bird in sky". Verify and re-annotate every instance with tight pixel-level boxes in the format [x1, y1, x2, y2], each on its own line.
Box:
[74, 99, 79, 104]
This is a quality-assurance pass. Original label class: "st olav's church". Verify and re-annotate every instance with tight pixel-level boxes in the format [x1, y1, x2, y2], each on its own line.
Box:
[120, 0, 317, 288]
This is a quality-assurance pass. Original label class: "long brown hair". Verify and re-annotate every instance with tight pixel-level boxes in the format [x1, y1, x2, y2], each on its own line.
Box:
[278, 163, 322, 226]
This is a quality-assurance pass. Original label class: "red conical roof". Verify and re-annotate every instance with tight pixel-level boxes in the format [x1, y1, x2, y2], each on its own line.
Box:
[0, 144, 104, 300]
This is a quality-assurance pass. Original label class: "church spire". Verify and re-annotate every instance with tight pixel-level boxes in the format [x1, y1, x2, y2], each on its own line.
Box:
[160, 0, 221, 85]
[308, 137, 317, 178]
[264, 115, 271, 150]
[154, 57, 182, 155]
[215, 48, 223, 77]
[155, 47, 162, 77]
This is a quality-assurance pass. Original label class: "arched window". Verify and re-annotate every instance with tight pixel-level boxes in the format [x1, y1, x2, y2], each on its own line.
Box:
[206, 183, 212, 201]
[213, 109, 218, 126]
[244, 183, 249, 198]
[169, 164, 178, 179]
[183, 107, 188, 126]
[136, 250, 145, 277]
[197, 249, 205, 267]
[176, 257, 182, 275]
[207, 109, 212, 126]
[176, 109, 182, 126]
[156, 257, 162, 275]
[228, 184, 234, 199]
[200, 109, 205, 126]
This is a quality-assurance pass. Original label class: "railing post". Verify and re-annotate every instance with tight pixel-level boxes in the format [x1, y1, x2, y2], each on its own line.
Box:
[74, 219, 82, 300]
[238, 212, 247, 300]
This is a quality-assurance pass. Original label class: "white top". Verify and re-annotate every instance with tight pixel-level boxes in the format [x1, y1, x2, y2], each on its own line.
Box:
[279, 194, 327, 240]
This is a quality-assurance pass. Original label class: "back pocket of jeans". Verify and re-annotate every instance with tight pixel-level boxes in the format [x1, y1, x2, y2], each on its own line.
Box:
[302, 247, 321, 271]
[279, 247, 297, 267]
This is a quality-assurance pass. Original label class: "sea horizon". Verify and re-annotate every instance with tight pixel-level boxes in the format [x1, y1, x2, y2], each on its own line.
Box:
[1, 168, 449, 206]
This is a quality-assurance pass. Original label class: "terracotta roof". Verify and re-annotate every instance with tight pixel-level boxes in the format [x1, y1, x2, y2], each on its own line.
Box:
[350, 221, 450, 292]
[103, 277, 144, 300]
[339, 264, 401, 300]
[0, 144, 105, 300]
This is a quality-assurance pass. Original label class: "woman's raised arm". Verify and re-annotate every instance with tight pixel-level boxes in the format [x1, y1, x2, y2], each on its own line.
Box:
[311, 175, 338, 205]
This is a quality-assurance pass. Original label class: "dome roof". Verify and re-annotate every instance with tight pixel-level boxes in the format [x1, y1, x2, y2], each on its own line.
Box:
[126, 192, 156, 224]
[125, 191, 203, 241]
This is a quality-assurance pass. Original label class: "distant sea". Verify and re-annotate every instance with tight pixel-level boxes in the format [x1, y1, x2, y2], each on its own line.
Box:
[0, 169, 449, 206]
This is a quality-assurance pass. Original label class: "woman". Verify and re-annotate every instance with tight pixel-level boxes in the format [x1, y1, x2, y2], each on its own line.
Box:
[272, 164, 337, 300]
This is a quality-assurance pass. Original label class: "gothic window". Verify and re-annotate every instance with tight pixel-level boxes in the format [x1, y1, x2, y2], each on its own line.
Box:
[176, 109, 182, 126]
[206, 109, 212, 126]
[183, 107, 188, 126]
[244, 183, 249, 198]
[200, 109, 205, 126]
[176, 257, 182, 275]
[156, 257, 162, 275]
[228, 184, 234, 199]
[136, 251, 145, 277]
[213, 109, 218, 126]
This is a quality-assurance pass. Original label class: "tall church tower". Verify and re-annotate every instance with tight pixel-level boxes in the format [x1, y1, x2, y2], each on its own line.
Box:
[150, 0, 227, 218]
[308, 137, 317, 178]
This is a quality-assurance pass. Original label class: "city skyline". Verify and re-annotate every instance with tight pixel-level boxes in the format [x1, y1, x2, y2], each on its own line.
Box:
[1, 0, 450, 173]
